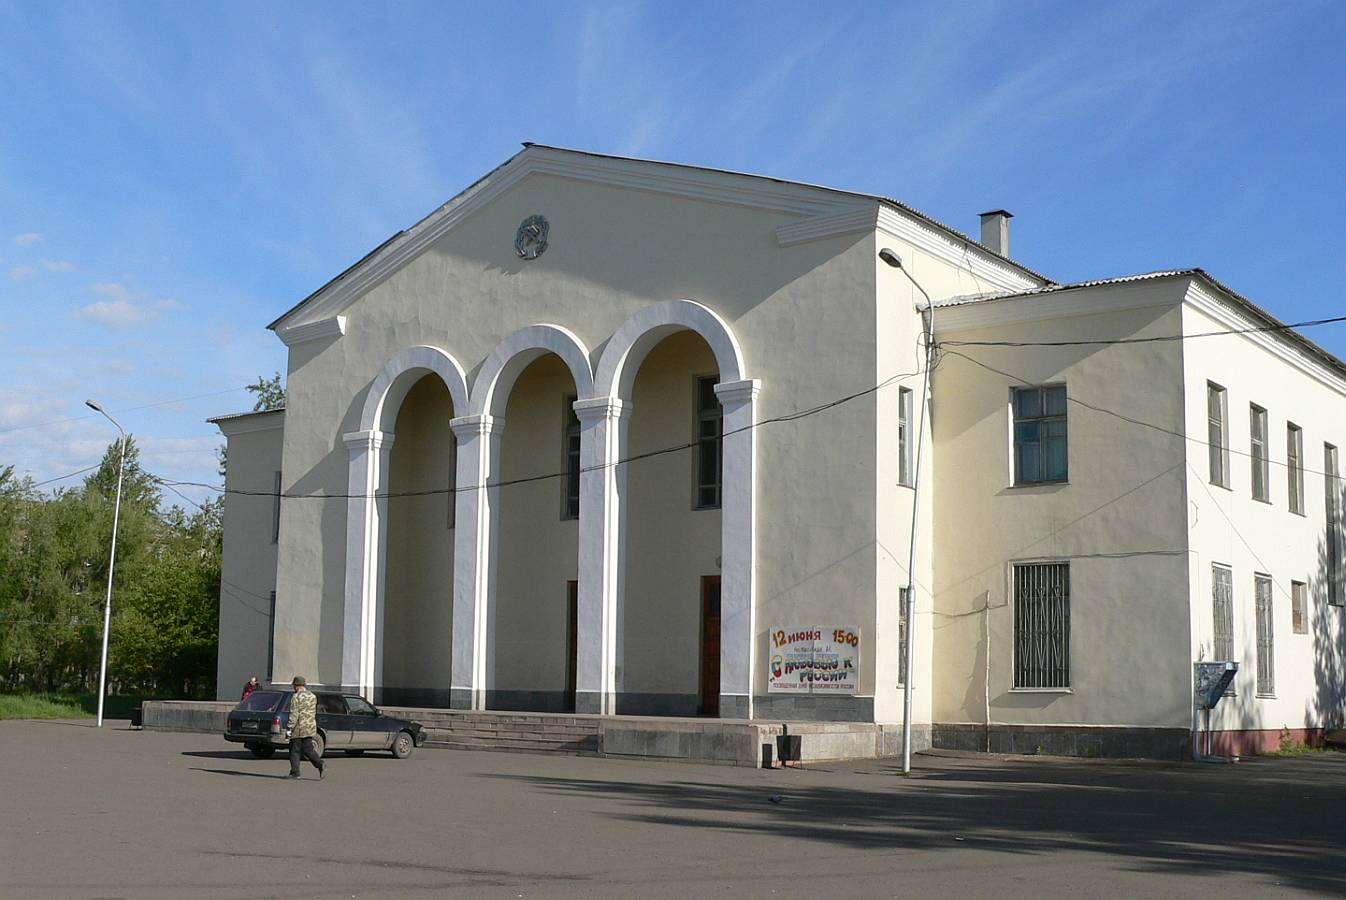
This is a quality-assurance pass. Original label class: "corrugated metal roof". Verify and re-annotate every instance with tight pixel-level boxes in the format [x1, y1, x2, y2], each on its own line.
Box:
[207, 407, 286, 425]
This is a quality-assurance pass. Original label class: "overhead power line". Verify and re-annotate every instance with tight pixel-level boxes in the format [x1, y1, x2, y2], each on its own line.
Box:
[939, 312, 1346, 348]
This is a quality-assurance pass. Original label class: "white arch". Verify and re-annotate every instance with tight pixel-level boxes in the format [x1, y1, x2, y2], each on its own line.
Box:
[594, 299, 746, 400]
[469, 324, 594, 417]
[360, 345, 470, 433]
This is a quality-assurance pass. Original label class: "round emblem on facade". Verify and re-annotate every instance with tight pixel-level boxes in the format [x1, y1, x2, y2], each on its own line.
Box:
[514, 214, 549, 260]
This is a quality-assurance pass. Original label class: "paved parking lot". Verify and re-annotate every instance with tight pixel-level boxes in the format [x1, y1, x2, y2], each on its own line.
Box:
[3, 719, 1345, 898]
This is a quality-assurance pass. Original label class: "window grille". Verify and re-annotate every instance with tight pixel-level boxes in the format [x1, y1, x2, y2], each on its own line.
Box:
[562, 396, 580, 519]
[695, 376, 722, 509]
[1254, 574, 1275, 696]
[1207, 383, 1228, 487]
[898, 388, 913, 487]
[1250, 405, 1268, 502]
[1291, 580, 1307, 635]
[1287, 424, 1304, 514]
[1013, 562, 1070, 688]
[1328, 444, 1343, 606]
[271, 470, 282, 543]
[1211, 564, 1234, 662]
[897, 587, 909, 685]
[1012, 386, 1068, 484]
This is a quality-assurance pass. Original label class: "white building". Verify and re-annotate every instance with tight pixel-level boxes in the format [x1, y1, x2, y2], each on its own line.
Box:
[213, 145, 1346, 757]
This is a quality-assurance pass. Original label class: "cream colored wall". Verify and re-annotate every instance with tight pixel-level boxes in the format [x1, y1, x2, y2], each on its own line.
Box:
[216, 413, 283, 699]
[620, 332, 721, 704]
[931, 285, 1193, 729]
[491, 354, 579, 697]
[1181, 293, 1346, 733]
[383, 375, 456, 694]
[271, 172, 886, 698]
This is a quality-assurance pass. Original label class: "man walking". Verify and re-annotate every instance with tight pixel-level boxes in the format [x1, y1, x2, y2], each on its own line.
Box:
[287, 675, 324, 780]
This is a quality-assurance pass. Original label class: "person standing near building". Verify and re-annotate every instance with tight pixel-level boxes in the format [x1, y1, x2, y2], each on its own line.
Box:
[286, 676, 324, 780]
[241, 675, 260, 700]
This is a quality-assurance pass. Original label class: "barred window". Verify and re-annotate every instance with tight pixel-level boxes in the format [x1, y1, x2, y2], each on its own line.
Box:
[1254, 574, 1275, 696]
[562, 395, 580, 520]
[898, 388, 913, 487]
[695, 376, 722, 509]
[1287, 423, 1304, 515]
[1212, 564, 1234, 662]
[1013, 562, 1070, 688]
[1012, 386, 1067, 484]
[1208, 383, 1229, 487]
[1291, 580, 1307, 635]
[1250, 405, 1268, 502]
[897, 587, 909, 685]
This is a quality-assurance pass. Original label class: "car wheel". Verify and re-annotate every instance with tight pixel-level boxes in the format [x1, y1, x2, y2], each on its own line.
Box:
[346, 749, 364, 757]
[247, 744, 276, 759]
[392, 731, 414, 759]
[312, 732, 326, 758]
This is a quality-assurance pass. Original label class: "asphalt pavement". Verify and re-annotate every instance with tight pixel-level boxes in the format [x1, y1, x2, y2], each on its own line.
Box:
[2, 719, 1344, 898]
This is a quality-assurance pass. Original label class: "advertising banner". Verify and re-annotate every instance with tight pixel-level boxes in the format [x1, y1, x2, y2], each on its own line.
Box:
[767, 626, 859, 695]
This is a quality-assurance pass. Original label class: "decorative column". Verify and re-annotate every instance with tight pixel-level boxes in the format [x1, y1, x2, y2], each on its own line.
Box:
[341, 429, 395, 699]
[449, 414, 503, 710]
[714, 379, 760, 720]
[572, 398, 629, 715]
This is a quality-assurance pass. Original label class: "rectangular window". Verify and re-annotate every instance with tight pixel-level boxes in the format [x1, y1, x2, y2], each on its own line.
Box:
[695, 376, 722, 509]
[266, 590, 276, 683]
[271, 470, 282, 544]
[1212, 564, 1234, 662]
[897, 587, 909, 685]
[1292, 580, 1307, 635]
[1250, 405, 1268, 502]
[1012, 385, 1068, 485]
[562, 395, 580, 520]
[1207, 383, 1229, 487]
[1254, 574, 1275, 696]
[898, 388, 913, 487]
[1013, 562, 1070, 688]
[1328, 444, 1342, 606]
[1287, 423, 1304, 515]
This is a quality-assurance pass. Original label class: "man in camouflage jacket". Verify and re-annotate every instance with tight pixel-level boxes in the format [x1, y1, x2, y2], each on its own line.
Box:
[287, 676, 324, 779]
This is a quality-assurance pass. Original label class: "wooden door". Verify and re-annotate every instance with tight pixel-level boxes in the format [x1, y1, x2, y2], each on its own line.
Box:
[565, 580, 578, 713]
[700, 576, 721, 717]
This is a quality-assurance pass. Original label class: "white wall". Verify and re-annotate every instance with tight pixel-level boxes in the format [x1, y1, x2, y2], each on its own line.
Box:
[215, 411, 283, 699]
[931, 283, 1193, 729]
[1180, 283, 1346, 734]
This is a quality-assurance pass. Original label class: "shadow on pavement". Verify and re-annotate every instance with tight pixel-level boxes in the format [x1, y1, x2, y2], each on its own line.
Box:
[181, 750, 260, 760]
[484, 752, 1346, 893]
[189, 767, 291, 780]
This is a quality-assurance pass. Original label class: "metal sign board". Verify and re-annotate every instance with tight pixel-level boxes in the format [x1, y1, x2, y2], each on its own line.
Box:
[1194, 660, 1238, 709]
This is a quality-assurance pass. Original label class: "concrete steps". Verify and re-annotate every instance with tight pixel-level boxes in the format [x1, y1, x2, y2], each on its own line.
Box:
[392, 708, 603, 756]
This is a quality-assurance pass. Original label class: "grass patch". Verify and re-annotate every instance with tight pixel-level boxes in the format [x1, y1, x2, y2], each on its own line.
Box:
[0, 692, 153, 720]
[1261, 727, 1329, 757]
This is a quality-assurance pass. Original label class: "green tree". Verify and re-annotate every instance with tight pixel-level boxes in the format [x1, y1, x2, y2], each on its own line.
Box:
[247, 372, 285, 411]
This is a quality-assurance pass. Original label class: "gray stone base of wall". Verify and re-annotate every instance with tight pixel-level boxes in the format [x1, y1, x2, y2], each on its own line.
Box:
[933, 723, 1192, 760]
[754, 695, 875, 722]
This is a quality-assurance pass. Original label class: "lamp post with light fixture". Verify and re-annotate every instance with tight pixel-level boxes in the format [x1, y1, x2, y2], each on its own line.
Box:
[85, 399, 126, 728]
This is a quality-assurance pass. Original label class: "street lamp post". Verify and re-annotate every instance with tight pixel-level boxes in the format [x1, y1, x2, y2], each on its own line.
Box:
[86, 399, 126, 729]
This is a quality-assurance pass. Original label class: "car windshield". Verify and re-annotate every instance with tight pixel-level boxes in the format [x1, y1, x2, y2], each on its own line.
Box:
[234, 691, 287, 712]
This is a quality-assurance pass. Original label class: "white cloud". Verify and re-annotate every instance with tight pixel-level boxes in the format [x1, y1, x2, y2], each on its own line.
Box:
[77, 299, 158, 328]
[156, 297, 184, 310]
[9, 265, 37, 281]
[41, 259, 74, 272]
[12, 232, 43, 247]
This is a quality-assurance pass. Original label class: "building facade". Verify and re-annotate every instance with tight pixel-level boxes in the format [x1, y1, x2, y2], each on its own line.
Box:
[213, 145, 1346, 755]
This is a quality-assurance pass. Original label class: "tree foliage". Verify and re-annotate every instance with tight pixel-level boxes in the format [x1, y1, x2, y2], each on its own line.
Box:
[0, 439, 221, 698]
[247, 372, 285, 411]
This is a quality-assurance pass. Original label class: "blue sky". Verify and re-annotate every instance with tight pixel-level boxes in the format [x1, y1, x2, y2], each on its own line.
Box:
[2, 0, 1343, 506]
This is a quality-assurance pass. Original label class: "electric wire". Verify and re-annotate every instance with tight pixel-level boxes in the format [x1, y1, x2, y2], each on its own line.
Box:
[939, 312, 1346, 348]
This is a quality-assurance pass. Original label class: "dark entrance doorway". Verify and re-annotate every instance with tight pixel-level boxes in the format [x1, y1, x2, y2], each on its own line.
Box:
[699, 575, 721, 717]
[565, 580, 578, 713]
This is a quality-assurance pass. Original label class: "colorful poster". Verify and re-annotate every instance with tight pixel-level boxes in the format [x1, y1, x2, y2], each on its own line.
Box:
[767, 626, 859, 695]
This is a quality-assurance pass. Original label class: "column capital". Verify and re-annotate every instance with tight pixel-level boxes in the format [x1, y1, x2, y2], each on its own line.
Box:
[343, 429, 395, 451]
[573, 396, 631, 422]
[449, 414, 504, 439]
[714, 378, 761, 405]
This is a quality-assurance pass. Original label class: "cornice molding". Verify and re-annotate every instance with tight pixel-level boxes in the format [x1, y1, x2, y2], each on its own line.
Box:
[774, 207, 877, 246]
[276, 315, 346, 346]
[1184, 281, 1346, 398]
[875, 207, 1040, 293]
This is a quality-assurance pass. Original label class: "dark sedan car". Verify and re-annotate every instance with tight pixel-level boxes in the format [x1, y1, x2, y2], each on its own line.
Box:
[224, 690, 426, 759]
